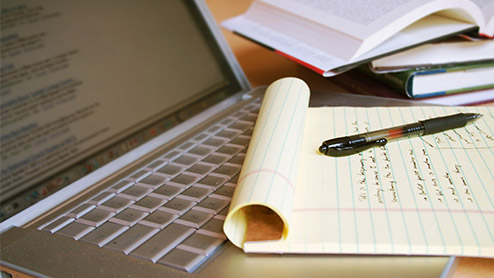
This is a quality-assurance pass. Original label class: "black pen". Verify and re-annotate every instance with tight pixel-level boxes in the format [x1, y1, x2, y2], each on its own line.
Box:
[318, 112, 482, 157]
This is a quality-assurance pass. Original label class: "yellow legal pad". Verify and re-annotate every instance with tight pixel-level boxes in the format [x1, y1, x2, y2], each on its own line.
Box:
[224, 77, 494, 258]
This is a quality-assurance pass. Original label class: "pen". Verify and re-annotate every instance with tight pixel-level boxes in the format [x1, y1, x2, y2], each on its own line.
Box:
[318, 112, 482, 157]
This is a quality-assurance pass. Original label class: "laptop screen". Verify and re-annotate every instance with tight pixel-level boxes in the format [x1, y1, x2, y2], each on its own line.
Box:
[0, 0, 243, 221]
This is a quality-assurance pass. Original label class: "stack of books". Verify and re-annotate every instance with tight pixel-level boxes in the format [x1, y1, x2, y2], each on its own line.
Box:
[222, 0, 494, 105]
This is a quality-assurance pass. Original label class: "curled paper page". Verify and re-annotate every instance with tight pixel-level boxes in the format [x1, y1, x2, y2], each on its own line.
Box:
[223, 77, 310, 248]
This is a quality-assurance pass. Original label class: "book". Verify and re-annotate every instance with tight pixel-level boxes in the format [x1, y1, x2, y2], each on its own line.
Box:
[224, 77, 494, 257]
[370, 38, 494, 73]
[331, 67, 494, 106]
[418, 88, 494, 106]
[361, 60, 494, 98]
[222, 0, 494, 76]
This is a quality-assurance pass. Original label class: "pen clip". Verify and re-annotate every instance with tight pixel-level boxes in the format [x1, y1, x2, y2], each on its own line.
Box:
[320, 138, 387, 157]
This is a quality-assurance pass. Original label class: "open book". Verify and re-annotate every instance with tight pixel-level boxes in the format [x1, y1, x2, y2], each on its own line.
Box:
[224, 77, 494, 257]
[223, 0, 494, 76]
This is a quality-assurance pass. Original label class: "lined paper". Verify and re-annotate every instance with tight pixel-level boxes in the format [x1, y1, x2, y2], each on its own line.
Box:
[224, 78, 494, 257]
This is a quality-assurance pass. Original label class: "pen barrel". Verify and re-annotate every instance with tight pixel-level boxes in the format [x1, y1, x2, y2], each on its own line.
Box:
[363, 122, 424, 142]
[420, 113, 469, 135]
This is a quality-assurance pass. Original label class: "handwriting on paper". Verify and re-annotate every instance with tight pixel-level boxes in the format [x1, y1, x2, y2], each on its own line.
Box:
[349, 115, 494, 208]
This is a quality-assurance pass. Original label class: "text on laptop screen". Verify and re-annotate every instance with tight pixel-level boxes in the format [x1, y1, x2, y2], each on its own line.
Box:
[0, 0, 242, 220]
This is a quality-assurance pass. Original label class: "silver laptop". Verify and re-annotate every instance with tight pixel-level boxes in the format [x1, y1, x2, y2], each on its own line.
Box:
[0, 0, 456, 277]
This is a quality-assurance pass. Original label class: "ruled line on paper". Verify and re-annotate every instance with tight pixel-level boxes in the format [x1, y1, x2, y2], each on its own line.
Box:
[292, 207, 494, 214]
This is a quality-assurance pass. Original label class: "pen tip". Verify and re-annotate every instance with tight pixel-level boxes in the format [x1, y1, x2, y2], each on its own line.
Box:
[465, 113, 483, 122]
[319, 144, 328, 154]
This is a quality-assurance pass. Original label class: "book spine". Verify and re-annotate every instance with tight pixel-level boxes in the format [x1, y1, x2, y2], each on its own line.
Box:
[355, 66, 413, 98]
[407, 61, 494, 98]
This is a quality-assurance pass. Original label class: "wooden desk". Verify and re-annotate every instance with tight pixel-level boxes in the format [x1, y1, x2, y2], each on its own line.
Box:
[205, 1, 494, 277]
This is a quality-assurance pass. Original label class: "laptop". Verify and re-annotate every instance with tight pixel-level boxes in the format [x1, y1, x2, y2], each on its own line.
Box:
[0, 0, 456, 277]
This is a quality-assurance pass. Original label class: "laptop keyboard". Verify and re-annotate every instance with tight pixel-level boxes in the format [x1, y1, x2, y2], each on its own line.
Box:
[38, 98, 261, 273]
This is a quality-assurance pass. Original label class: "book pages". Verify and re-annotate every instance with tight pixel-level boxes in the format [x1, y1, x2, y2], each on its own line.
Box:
[225, 77, 494, 257]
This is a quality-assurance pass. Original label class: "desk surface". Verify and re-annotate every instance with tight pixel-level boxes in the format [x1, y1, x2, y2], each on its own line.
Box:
[205, 0, 494, 277]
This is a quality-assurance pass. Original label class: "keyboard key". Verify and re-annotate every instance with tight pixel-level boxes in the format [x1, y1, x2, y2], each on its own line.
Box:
[77, 208, 115, 227]
[87, 191, 115, 205]
[197, 218, 226, 239]
[177, 233, 224, 256]
[139, 174, 168, 188]
[229, 136, 250, 148]
[160, 198, 195, 215]
[120, 185, 153, 201]
[178, 186, 212, 202]
[218, 118, 235, 126]
[158, 248, 206, 273]
[174, 154, 201, 167]
[204, 125, 222, 134]
[156, 163, 185, 178]
[140, 210, 177, 229]
[232, 111, 248, 119]
[161, 150, 181, 161]
[211, 184, 235, 200]
[80, 222, 128, 247]
[227, 153, 246, 165]
[240, 113, 258, 123]
[150, 184, 183, 200]
[216, 144, 243, 156]
[176, 141, 196, 152]
[131, 196, 167, 212]
[104, 224, 159, 254]
[193, 197, 229, 214]
[109, 208, 148, 226]
[107, 180, 134, 193]
[100, 196, 134, 213]
[145, 160, 168, 171]
[202, 153, 230, 165]
[216, 129, 241, 140]
[197, 175, 228, 189]
[188, 145, 214, 157]
[229, 122, 252, 132]
[66, 203, 95, 218]
[167, 173, 200, 188]
[131, 223, 194, 263]
[127, 170, 151, 182]
[203, 137, 227, 148]
[186, 162, 215, 176]
[175, 210, 213, 228]
[57, 221, 94, 240]
[212, 163, 241, 179]
[42, 216, 74, 233]
[191, 133, 209, 143]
